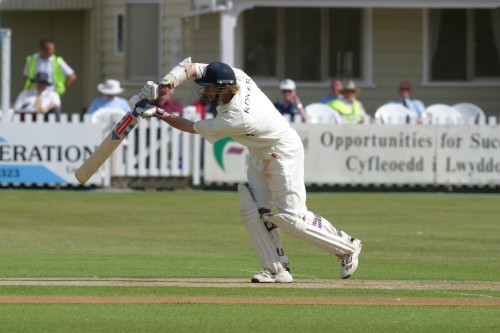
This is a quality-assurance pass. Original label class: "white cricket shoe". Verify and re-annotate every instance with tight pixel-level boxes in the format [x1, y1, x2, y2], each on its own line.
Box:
[251, 269, 293, 283]
[339, 238, 362, 279]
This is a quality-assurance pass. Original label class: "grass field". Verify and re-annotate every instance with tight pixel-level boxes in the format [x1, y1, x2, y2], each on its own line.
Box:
[0, 190, 499, 332]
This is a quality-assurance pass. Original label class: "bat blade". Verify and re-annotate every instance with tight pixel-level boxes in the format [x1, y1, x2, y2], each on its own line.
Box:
[75, 111, 139, 184]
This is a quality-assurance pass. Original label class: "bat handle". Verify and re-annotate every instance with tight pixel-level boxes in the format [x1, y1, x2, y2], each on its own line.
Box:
[136, 99, 150, 108]
[128, 95, 142, 109]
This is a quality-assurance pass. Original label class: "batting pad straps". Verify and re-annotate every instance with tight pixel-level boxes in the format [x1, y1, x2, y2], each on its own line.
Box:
[238, 184, 282, 274]
[258, 207, 288, 270]
[265, 212, 356, 256]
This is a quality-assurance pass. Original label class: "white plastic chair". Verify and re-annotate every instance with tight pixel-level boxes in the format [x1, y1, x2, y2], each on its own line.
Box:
[423, 104, 463, 125]
[374, 103, 412, 124]
[452, 103, 486, 123]
[90, 108, 128, 135]
[305, 103, 343, 124]
[182, 106, 201, 121]
[90, 107, 126, 124]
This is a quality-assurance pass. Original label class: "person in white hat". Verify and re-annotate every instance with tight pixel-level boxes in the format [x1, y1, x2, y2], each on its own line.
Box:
[274, 78, 307, 123]
[86, 79, 131, 115]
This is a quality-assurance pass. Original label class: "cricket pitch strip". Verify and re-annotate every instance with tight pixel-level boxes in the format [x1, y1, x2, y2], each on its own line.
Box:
[0, 278, 499, 306]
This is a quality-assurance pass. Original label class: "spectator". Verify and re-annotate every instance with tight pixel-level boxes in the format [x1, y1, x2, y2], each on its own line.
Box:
[328, 80, 365, 124]
[156, 88, 184, 117]
[390, 81, 425, 119]
[23, 38, 77, 97]
[320, 77, 343, 104]
[86, 79, 131, 116]
[274, 78, 307, 123]
[14, 72, 61, 121]
[193, 98, 217, 119]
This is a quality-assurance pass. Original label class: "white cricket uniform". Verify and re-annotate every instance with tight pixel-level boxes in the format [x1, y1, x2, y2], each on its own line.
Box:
[193, 64, 307, 216]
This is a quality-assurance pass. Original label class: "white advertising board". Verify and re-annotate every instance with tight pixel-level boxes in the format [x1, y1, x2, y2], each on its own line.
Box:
[435, 125, 500, 185]
[296, 124, 436, 184]
[0, 122, 104, 185]
[202, 124, 500, 186]
[203, 136, 248, 183]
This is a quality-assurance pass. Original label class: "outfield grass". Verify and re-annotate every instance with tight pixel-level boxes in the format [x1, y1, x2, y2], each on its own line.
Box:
[1, 304, 498, 333]
[0, 303, 497, 333]
[0, 190, 499, 332]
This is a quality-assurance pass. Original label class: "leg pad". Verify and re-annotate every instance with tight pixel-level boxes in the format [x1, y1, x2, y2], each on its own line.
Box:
[238, 184, 282, 273]
[265, 212, 355, 256]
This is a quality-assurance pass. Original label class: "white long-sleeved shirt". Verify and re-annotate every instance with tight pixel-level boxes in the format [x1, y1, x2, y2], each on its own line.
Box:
[193, 64, 294, 149]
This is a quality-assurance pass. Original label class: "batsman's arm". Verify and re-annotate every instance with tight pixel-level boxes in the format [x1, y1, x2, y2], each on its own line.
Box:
[134, 96, 198, 134]
[159, 112, 197, 134]
[139, 59, 198, 101]
[160, 58, 198, 89]
[145, 60, 200, 133]
[135, 58, 202, 134]
[185, 63, 198, 79]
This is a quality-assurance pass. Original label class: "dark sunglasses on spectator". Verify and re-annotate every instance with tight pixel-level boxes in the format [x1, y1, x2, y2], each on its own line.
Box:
[282, 90, 292, 93]
[399, 87, 411, 91]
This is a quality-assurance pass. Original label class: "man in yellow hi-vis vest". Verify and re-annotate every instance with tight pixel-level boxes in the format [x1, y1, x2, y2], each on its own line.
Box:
[328, 80, 366, 124]
[23, 39, 77, 97]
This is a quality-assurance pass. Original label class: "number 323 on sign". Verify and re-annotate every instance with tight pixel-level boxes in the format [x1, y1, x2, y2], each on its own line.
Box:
[0, 167, 21, 179]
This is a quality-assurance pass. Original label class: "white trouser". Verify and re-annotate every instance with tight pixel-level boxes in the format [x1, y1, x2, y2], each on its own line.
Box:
[265, 212, 356, 256]
[247, 130, 306, 216]
[246, 130, 355, 258]
[245, 131, 305, 269]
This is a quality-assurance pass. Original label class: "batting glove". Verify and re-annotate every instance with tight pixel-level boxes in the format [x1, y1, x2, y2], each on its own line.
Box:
[139, 81, 160, 100]
[134, 99, 165, 120]
[128, 95, 142, 109]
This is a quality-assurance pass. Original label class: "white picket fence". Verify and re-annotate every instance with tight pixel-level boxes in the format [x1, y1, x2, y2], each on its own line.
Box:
[2, 108, 500, 188]
[1, 110, 204, 187]
[107, 117, 203, 180]
[89, 109, 204, 186]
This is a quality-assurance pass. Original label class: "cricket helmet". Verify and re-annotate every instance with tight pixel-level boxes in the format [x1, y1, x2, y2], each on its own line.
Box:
[195, 62, 236, 86]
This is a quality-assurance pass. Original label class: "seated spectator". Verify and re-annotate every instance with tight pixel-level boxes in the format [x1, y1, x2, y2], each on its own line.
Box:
[86, 79, 131, 115]
[193, 98, 217, 119]
[274, 78, 307, 123]
[320, 77, 343, 104]
[389, 81, 425, 119]
[13, 72, 61, 121]
[156, 89, 183, 116]
[328, 80, 365, 124]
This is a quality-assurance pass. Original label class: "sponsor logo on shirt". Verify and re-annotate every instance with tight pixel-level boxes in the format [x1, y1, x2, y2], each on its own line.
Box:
[244, 77, 251, 114]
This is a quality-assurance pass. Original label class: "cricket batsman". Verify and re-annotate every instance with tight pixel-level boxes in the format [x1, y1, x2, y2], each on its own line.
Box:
[131, 58, 362, 283]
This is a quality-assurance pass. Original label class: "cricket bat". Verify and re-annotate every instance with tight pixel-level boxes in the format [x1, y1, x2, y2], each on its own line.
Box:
[75, 99, 146, 184]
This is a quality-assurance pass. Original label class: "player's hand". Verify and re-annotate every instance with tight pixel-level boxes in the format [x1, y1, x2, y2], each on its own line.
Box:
[128, 95, 142, 109]
[139, 81, 159, 100]
[135, 99, 165, 119]
[157, 83, 170, 97]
